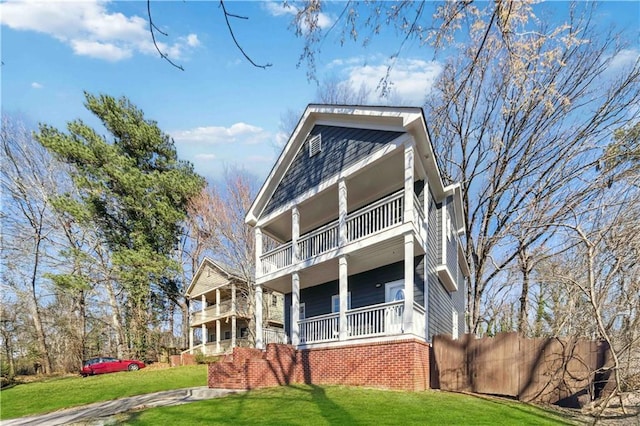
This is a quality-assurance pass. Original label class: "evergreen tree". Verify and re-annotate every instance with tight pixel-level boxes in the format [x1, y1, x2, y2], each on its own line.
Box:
[37, 92, 205, 357]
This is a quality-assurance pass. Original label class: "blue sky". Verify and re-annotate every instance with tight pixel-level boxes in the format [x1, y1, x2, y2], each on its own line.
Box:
[1, 1, 639, 182]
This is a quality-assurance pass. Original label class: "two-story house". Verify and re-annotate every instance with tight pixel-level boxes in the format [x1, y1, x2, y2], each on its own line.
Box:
[209, 105, 469, 391]
[184, 258, 286, 356]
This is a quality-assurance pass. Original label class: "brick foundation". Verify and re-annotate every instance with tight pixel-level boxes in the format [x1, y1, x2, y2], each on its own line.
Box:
[208, 339, 430, 392]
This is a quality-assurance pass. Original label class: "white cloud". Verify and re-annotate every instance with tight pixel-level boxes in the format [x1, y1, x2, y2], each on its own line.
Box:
[335, 57, 443, 105]
[263, 1, 333, 31]
[171, 122, 271, 145]
[31, 81, 43, 89]
[194, 153, 217, 161]
[0, 0, 199, 62]
[608, 49, 639, 72]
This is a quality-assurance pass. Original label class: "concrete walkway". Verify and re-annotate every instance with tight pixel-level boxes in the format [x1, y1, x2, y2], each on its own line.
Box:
[1, 387, 241, 426]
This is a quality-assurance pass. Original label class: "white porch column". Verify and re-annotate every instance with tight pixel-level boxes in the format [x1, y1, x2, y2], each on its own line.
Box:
[255, 227, 263, 277]
[201, 323, 207, 346]
[403, 232, 415, 333]
[423, 184, 430, 341]
[231, 282, 237, 347]
[404, 144, 415, 225]
[291, 272, 300, 346]
[216, 319, 221, 353]
[255, 284, 264, 349]
[201, 294, 206, 314]
[338, 255, 348, 340]
[292, 206, 300, 263]
[189, 327, 194, 353]
[338, 179, 348, 247]
[216, 288, 220, 316]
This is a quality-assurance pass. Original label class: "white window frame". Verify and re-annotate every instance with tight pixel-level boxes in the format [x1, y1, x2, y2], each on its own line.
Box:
[331, 292, 352, 313]
[299, 302, 306, 320]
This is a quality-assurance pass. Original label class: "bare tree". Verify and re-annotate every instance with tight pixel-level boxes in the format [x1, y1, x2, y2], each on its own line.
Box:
[184, 168, 260, 342]
[0, 116, 62, 373]
[535, 181, 640, 408]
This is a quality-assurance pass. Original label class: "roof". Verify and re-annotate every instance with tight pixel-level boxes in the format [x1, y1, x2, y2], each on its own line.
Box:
[184, 257, 249, 297]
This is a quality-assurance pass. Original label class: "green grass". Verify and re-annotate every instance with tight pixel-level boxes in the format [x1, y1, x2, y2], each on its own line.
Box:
[0, 364, 207, 420]
[124, 385, 573, 425]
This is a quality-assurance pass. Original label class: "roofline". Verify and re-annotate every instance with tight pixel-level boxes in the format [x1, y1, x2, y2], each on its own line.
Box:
[184, 257, 247, 297]
[246, 104, 454, 226]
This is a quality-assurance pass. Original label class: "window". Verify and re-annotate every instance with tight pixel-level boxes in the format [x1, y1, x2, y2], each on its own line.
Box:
[272, 294, 278, 307]
[385, 280, 405, 303]
[331, 292, 352, 313]
[308, 133, 322, 157]
[240, 327, 248, 338]
[445, 210, 453, 242]
[224, 331, 231, 340]
[299, 303, 306, 320]
[209, 333, 215, 342]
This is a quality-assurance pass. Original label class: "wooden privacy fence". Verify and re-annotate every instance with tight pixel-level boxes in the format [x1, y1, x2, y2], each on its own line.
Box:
[431, 332, 611, 407]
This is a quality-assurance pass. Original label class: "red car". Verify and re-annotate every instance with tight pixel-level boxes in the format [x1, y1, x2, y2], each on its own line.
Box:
[81, 357, 145, 376]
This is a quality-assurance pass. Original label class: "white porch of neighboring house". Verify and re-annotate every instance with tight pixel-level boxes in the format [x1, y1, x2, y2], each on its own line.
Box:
[250, 134, 465, 349]
[184, 258, 288, 356]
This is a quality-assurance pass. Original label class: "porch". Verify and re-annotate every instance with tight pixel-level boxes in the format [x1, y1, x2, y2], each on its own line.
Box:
[185, 327, 288, 355]
[298, 301, 426, 345]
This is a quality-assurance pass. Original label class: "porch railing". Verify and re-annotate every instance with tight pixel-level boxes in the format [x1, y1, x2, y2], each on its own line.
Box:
[264, 327, 288, 344]
[347, 301, 404, 338]
[260, 190, 407, 275]
[299, 312, 339, 344]
[299, 301, 424, 345]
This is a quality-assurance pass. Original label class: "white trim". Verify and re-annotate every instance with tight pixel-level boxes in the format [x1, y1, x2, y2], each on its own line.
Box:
[246, 105, 452, 226]
[296, 334, 425, 350]
[308, 133, 322, 157]
[436, 265, 458, 292]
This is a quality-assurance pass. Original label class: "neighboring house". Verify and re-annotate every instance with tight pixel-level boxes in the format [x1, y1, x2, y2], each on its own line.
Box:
[222, 105, 470, 391]
[184, 257, 286, 356]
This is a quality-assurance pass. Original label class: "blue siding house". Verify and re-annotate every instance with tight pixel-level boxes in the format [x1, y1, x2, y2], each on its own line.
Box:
[246, 105, 469, 350]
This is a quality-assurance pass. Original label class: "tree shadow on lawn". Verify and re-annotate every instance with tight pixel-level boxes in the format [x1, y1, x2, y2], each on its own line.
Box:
[119, 385, 356, 425]
[458, 392, 576, 425]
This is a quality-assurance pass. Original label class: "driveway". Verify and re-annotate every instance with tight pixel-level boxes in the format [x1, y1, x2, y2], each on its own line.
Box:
[1, 387, 240, 426]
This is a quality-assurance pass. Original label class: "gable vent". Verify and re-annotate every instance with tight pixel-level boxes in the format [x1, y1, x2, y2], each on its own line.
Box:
[308, 133, 322, 157]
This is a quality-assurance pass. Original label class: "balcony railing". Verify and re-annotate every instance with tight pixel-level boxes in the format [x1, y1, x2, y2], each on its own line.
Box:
[297, 221, 339, 260]
[261, 242, 293, 275]
[261, 190, 417, 275]
[347, 191, 403, 242]
[190, 300, 249, 325]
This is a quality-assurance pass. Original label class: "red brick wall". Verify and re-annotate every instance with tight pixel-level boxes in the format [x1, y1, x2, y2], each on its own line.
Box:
[208, 339, 430, 392]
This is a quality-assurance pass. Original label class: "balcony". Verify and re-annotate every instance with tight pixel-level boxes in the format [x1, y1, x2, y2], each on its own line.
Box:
[190, 299, 250, 326]
[298, 301, 425, 345]
[260, 190, 424, 277]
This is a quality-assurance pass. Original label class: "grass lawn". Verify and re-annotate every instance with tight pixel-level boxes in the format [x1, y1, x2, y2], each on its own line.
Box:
[124, 385, 574, 425]
[0, 364, 207, 420]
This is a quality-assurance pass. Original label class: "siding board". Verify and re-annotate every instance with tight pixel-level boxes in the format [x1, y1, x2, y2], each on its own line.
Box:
[264, 125, 405, 215]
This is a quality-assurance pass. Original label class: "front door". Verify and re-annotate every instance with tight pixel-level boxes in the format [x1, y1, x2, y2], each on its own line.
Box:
[385, 280, 404, 334]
